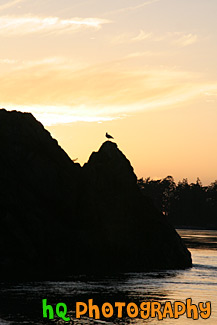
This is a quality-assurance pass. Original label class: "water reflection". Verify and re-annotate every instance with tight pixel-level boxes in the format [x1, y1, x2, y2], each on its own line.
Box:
[177, 229, 217, 249]
[0, 230, 217, 324]
[0, 269, 184, 324]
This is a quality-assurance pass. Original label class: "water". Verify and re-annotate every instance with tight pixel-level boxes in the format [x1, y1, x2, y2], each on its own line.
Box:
[0, 229, 217, 324]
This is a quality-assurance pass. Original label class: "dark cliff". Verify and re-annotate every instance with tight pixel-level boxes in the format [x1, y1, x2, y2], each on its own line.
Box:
[79, 141, 191, 272]
[0, 109, 81, 276]
[0, 109, 192, 278]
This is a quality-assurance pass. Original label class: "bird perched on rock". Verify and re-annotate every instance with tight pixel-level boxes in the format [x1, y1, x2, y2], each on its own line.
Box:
[106, 132, 114, 139]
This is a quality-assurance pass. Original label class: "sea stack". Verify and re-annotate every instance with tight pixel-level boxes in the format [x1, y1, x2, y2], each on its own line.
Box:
[80, 141, 192, 272]
[0, 109, 192, 278]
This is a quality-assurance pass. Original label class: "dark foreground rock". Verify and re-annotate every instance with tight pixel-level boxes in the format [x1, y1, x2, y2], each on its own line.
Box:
[0, 109, 192, 279]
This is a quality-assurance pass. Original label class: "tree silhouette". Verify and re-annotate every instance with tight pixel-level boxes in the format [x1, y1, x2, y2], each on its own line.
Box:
[138, 176, 217, 229]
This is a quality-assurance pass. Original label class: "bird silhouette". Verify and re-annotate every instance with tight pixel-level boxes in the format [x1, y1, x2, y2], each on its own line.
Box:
[106, 132, 114, 139]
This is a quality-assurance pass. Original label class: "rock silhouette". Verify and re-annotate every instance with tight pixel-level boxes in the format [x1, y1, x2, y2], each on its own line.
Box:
[0, 109, 192, 279]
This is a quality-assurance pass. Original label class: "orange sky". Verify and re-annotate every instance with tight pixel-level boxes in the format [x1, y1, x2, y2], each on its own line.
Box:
[0, 0, 217, 184]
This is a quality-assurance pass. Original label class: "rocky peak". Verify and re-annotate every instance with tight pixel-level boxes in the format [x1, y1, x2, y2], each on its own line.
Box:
[92, 140, 127, 160]
[0, 108, 75, 168]
[84, 141, 137, 193]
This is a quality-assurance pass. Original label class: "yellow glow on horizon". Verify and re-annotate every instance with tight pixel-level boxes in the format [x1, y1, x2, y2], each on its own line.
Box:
[1, 57, 216, 126]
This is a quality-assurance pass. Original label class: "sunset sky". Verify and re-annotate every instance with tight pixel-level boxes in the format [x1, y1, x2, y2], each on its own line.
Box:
[1, 0, 217, 184]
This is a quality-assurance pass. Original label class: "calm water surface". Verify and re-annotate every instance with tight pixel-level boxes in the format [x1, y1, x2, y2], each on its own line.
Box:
[0, 229, 217, 324]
